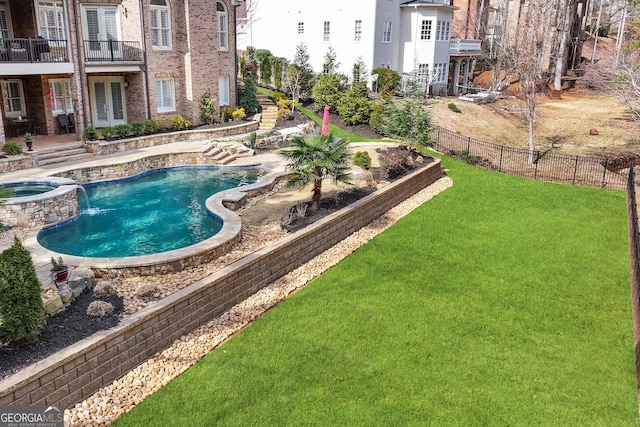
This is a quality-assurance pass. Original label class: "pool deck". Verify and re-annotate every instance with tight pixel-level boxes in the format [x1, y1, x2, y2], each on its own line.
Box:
[0, 133, 289, 288]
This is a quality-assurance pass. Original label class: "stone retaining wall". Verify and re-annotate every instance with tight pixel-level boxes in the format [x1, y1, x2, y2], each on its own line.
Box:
[84, 122, 259, 156]
[0, 153, 37, 174]
[0, 159, 442, 408]
[0, 186, 79, 228]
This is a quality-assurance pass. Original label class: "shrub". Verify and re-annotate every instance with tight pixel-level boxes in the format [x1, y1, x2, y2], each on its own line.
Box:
[271, 91, 287, 105]
[93, 281, 116, 297]
[276, 98, 300, 111]
[382, 98, 434, 146]
[170, 115, 191, 131]
[200, 89, 216, 125]
[380, 147, 414, 179]
[239, 75, 259, 114]
[448, 103, 462, 113]
[135, 283, 157, 297]
[102, 126, 116, 141]
[336, 82, 372, 125]
[130, 121, 145, 136]
[232, 107, 246, 121]
[312, 73, 348, 112]
[114, 123, 131, 139]
[0, 237, 44, 342]
[248, 131, 257, 149]
[353, 151, 372, 170]
[154, 117, 165, 131]
[144, 119, 159, 135]
[372, 67, 401, 98]
[277, 108, 292, 121]
[87, 300, 114, 317]
[220, 106, 235, 122]
[2, 141, 22, 155]
[368, 101, 388, 135]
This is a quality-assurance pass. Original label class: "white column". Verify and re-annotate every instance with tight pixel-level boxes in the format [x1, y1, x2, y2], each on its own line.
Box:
[462, 59, 471, 94]
[452, 59, 461, 96]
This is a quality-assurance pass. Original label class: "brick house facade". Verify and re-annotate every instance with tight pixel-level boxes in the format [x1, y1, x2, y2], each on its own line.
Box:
[0, 0, 240, 146]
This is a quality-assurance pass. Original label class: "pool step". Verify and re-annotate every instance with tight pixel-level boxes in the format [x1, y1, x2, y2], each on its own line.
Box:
[205, 141, 254, 165]
[37, 145, 94, 166]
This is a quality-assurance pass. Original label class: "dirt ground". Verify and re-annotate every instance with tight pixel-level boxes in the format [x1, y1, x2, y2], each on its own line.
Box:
[429, 88, 640, 157]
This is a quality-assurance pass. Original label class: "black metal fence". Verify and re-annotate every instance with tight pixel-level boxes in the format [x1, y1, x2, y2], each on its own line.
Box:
[0, 38, 68, 63]
[83, 40, 142, 62]
[433, 127, 630, 190]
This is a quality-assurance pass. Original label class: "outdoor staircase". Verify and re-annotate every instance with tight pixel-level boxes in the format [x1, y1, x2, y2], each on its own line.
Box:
[37, 142, 93, 166]
[257, 92, 278, 131]
[204, 141, 254, 165]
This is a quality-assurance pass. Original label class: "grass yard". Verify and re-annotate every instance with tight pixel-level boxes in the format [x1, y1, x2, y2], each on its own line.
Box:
[114, 156, 637, 425]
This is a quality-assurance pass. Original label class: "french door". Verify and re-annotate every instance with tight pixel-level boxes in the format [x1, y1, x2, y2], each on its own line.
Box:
[83, 5, 121, 60]
[90, 77, 126, 127]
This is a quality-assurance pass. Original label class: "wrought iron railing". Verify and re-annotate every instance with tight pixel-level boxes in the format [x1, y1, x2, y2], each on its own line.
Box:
[0, 38, 69, 63]
[83, 40, 143, 62]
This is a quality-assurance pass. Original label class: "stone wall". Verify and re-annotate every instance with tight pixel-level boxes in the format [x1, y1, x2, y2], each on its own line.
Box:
[0, 186, 79, 228]
[0, 160, 442, 408]
[85, 122, 259, 156]
[0, 153, 37, 174]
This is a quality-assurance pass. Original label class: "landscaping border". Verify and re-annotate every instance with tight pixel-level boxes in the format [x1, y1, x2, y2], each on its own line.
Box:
[0, 159, 442, 408]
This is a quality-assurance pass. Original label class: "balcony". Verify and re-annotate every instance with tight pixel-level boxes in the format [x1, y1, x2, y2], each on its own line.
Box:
[83, 40, 143, 63]
[0, 38, 69, 63]
[449, 38, 482, 56]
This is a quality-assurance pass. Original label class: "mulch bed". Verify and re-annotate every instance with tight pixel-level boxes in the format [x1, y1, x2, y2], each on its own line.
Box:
[0, 291, 123, 380]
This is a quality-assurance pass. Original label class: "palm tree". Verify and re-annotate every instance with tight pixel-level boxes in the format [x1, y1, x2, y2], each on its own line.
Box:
[280, 132, 352, 209]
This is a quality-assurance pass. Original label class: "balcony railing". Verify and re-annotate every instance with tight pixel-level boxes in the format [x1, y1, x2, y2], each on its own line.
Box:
[449, 38, 482, 55]
[0, 38, 69, 63]
[83, 40, 142, 63]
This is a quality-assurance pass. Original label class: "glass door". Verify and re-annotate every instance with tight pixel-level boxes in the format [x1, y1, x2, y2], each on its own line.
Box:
[83, 6, 121, 60]
[90, 77, 126, 127]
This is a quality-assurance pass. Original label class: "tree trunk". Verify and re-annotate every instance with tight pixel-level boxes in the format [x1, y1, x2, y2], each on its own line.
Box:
[554, 0, 574, 91]
[311, 179, 322, 209]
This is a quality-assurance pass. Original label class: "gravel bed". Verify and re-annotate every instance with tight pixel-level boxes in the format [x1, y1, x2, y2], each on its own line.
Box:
[64, 176, 453, 426]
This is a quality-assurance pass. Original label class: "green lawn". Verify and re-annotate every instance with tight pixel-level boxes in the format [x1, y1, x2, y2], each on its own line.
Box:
[114, 157, 637, 426]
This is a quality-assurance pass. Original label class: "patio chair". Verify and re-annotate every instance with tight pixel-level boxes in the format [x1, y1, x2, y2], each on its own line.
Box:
[58, 114, 75, 134]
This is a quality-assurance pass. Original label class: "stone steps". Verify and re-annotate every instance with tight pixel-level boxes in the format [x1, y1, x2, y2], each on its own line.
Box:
[36, 143, 93, 166]
[259, 106, 279, 131]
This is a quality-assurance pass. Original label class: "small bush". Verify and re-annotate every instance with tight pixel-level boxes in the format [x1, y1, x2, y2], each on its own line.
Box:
[2, 141, 22, 155]
[102, 126, 116, 141]
[447, 149, 491, 166]
[248, 131, 257, 149]
[0, 237, 44, 342]
[277, 108, 292, 121]
[232, 107, 246, 121]
[87, 300, 114, 317]
[369, 101, 387, 135]
[130, 121, 145, 136]
[154, 117, 165, 131]
[199, 89, 216, 125]
[114, 123, 132, 139]
[448, 103, 462, 113]
[380, 147, 414, 179]
[170, 115, 191, 131]
[271, 91, 287, 104]
[336, 82, 372, 125]
[135, 283, 157, 297]
[220, 106, 235, 122]
[353, 151, 372, 170]
[144, 119, 159, 135]
[93, 281, 116, 297]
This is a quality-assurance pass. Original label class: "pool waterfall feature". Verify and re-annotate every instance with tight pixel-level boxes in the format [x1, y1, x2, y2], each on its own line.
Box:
[9, 152, 286, 278]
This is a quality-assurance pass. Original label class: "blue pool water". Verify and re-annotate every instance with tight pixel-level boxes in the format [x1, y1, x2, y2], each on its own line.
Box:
[2, 183, 57, 197]
[37, 167, 260, 257]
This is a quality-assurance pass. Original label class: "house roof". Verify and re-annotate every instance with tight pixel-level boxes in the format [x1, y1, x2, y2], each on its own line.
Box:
[401, 0, 457, 7]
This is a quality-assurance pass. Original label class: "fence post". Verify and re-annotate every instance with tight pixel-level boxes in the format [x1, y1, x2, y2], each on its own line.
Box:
[602, 159, 609, 188]
[625, 165, 640, 417]
[109, 39, 114, 62]
[467, 136, 471, 153]
[499, 145, 504, 172]
[572, 155, 579, 185]
[534, 151, 539, 179]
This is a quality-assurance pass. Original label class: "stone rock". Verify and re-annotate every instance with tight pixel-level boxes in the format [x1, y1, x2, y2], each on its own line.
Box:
[43, 295, 64, 315]
[69, 268, 96, 290]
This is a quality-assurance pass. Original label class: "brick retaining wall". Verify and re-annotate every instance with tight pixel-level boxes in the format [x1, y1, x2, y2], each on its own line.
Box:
[0, 159, 442, 408]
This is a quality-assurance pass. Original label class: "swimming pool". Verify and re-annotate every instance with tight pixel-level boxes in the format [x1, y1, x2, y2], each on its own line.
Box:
[1, 183, 57, 197]
[37, 167, 260, 258]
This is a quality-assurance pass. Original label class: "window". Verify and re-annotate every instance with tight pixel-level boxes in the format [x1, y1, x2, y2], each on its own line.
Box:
[218, 75, 229, 106]
[0, 2, 12, 39]
[420, 20, 432, 41]
[298, 22, 304, 35]
[38, 1, 66, 41]
[3, 80, 25, 117]
[323, 21, 330, 42]
[417, 64, 429, 84]
[49, 79, 73, 116]
[436, 21, 450, 41]
[382, 20, 392, 43]
[150, 0, 171, 49]
[217, 2, 228, 51]
[354, 20, 361, 42]
[434, 63, 447, 83]
[155, 78, 175, 112]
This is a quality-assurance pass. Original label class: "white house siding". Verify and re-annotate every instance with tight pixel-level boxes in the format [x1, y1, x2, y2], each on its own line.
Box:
[238, 0, 456, 84]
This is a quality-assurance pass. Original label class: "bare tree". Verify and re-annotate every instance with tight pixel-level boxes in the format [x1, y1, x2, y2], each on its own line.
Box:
[553, 0, 578, 91]
[283, 64, 303, 113]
